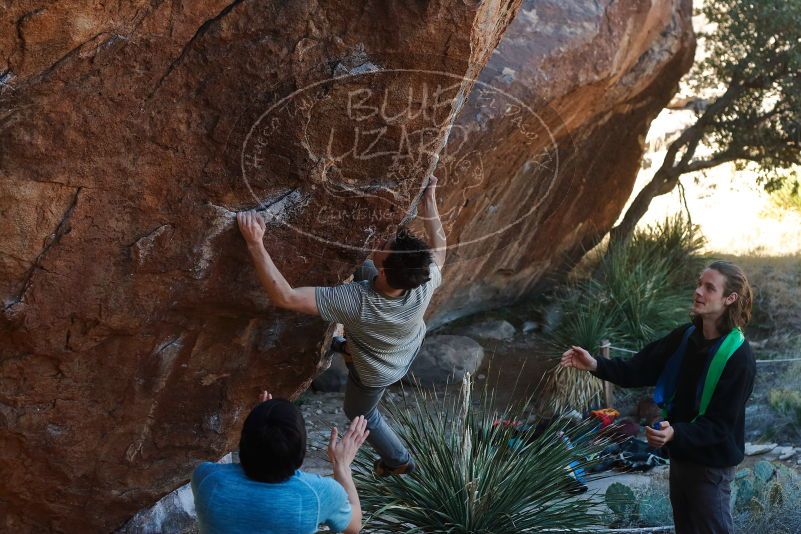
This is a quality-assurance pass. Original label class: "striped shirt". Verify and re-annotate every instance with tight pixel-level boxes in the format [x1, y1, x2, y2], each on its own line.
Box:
[315, 261, 443, 387]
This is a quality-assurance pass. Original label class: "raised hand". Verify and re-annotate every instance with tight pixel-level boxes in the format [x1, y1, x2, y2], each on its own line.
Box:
[259, 391, 273, 403]
[424, 175, 438, 201]
[560, 345, 598, 372]
[327, 416, 370, 470]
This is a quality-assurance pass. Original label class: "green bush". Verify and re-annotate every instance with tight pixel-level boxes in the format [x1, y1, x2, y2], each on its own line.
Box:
[593, 243, 688, 346]
[353, 377, 608, 533]
[605, 482, 673, 528]
[769, 178, 801, 213]
[611, 462, 801, 531]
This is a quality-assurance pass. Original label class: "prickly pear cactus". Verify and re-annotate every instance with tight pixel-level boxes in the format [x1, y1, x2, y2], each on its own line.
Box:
[605, 482, 638, 522]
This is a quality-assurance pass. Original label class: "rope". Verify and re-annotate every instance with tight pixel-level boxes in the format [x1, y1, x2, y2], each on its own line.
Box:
[605, 345, 638, 354]
[545, 527, 674, 533]
[603, 342, 801, 363]
[594, 528, 674, 533]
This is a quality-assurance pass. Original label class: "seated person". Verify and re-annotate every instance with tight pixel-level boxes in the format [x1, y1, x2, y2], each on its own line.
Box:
[191, 391, 368, 534]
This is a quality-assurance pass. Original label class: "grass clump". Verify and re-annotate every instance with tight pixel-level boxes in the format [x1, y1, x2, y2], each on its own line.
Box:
[767, 371, 801, 441]
[768, 388, 801, 424]
[353, 376, 609, 533]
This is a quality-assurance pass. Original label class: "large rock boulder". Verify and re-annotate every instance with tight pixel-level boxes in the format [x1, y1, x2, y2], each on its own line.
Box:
[0, 1, 522, 531]
[0, 0, 694, 530]
[311, 352, 349, 393]
[464, 319, 517, 341]
[425, 0, 695, 326]
[405, 335, 485, 387]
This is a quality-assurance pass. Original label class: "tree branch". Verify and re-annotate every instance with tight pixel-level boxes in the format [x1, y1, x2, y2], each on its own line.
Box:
[607, 80, 748, 247]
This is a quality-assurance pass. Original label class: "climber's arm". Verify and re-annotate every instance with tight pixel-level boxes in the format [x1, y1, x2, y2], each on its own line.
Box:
[419, 175, 446, 268]
[237, 211, 319, 316]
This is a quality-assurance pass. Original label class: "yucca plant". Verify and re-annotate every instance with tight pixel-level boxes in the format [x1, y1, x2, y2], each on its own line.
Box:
[594, 244, 687, 346]
[541, 218, 700, 411]
[628, 214, 706, 286]
[540, 288, 611, 412]
[353, 376, 609, 533]
[538, 365, 605, 415]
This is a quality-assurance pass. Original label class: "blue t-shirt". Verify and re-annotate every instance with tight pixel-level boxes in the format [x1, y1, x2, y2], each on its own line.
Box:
[191, 463, 351, 534]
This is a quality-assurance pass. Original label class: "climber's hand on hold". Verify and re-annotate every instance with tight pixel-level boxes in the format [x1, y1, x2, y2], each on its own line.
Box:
[419, 175, 446, 268]
[237, 210, 266, 247]
[259, 390, 273, 403]
[419, 175, 438, 218]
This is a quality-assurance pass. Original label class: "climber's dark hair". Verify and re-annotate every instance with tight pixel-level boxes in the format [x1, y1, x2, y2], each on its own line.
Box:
[383, 228, 433, 290]
[239, 398, 306, 483]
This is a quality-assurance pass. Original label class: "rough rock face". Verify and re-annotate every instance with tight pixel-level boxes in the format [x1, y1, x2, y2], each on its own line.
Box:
[0, 1, 522, 531]
[422, 0, 696, 325]
[0, 0, 692, 531]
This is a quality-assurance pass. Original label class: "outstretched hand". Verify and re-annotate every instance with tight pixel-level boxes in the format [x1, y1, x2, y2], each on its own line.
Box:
[327, 416, 369, 471]
[560, 346, 598, 372]
[237, 210, 266, 246]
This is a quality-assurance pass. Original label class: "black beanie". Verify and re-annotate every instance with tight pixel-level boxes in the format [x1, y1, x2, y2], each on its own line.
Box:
[239, 399, 306, 483]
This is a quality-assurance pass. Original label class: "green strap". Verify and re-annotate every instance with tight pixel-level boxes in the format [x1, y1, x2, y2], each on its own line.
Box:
[693, 327, 745, 421]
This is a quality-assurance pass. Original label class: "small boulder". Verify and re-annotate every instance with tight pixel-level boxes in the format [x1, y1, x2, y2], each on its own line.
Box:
[775, 446, 796, 461]
[312, 353, 349, 392]
[468, 319, 516, 341]
[521, 320, 539, 334]
[745, 442, 778, 456]
[404, 335, 485, 387]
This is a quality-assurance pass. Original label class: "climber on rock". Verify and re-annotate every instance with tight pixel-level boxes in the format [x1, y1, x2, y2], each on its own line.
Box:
[561, 261, 756, 534]
[237, 175, 446, 477]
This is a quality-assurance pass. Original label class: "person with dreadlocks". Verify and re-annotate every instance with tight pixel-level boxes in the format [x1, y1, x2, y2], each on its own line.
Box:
[237, 176, 446, 477]
[561, 261, 756, 533]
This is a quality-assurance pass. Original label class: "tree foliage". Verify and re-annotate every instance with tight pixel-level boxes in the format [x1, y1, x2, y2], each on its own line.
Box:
[611, 0, 801, 244]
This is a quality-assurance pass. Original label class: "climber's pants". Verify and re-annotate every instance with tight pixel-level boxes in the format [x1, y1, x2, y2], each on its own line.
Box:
[342, 363, 411, 469]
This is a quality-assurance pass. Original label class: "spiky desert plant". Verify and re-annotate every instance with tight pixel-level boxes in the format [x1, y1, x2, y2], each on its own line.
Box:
[594, 241, 688, 346]
[538, 365, 605, 416]
[353, 376, 608, 533]
[629, 214, 707, 285]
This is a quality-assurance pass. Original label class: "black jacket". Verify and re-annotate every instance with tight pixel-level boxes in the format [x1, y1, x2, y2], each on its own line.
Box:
[592, 323, 756, 467]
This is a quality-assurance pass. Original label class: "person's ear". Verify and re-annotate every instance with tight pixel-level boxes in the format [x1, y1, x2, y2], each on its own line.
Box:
[725, 293, 738, 306]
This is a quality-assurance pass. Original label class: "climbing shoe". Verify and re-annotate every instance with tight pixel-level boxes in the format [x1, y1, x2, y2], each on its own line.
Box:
[373, 458, 416, 477]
